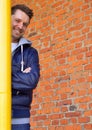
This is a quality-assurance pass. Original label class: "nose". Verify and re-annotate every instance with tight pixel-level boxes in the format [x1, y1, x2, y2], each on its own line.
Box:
[18, 22, 23, 29]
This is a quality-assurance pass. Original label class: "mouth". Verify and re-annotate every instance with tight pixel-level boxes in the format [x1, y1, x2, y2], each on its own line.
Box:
[14, 29, 20, 34]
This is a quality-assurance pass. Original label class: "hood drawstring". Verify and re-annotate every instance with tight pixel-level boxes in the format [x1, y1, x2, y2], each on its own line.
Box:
[21, 45, 24, 72]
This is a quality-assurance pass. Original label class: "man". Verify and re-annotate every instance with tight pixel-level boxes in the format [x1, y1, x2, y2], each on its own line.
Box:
[11, 4, 40, 130]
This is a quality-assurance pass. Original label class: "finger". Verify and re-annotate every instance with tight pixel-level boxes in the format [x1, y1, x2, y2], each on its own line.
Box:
[23, 67, 31, 73]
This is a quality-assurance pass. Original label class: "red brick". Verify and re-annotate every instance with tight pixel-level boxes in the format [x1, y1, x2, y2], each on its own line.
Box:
[84, 64, 92, 70]
[65, 125, 82, 130]
[74, 96, 91, 103]
[78, 117, 90, 123]
[84, 110, 92, 116]
[61, 107, 68, 112]
[52, 120, 59, 125]
[84, 124, 92, 129]
[70, 118, 77, 124]
[60, 119, 68, 125]
[55, 126, 64, 130]
[65, 112, 81, 117]
[79, 104, 87, 110]
[12, 0, 92, 130]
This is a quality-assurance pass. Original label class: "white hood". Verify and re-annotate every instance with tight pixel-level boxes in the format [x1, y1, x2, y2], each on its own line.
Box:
[12, 37, 32, 72]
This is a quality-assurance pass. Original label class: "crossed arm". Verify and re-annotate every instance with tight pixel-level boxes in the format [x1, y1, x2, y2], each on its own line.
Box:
[23, 67, 31, 73]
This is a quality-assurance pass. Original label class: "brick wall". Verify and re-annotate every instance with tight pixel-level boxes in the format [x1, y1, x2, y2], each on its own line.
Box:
[12, 0, 92, 130]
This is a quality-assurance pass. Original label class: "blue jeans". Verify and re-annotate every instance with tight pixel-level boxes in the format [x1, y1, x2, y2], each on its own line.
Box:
[12, 124, 30, 130]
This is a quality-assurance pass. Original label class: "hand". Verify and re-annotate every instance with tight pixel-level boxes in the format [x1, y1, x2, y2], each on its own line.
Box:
[23, 67, 31, 73]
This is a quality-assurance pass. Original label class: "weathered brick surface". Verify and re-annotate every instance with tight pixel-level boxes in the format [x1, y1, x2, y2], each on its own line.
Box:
[12, 0, 92, 130]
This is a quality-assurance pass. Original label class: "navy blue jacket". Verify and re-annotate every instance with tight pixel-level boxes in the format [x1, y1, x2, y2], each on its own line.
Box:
[12, 38, 40, 118]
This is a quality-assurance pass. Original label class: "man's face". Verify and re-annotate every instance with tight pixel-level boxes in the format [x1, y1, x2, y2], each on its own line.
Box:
[11, 9, 30, 42]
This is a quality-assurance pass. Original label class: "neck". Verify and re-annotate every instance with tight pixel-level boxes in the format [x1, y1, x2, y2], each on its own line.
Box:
[12, 39, 19, 43]
[12, 36, 20, 43]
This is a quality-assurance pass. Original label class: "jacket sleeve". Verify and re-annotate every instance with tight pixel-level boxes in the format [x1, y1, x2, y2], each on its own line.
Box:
[12, 48, 40, 90]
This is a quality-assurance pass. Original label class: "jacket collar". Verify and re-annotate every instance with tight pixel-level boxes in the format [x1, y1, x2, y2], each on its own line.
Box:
[18, 37, 32, 47]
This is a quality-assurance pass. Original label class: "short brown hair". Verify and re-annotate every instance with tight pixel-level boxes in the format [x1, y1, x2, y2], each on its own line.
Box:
[11, 4, 33, 20]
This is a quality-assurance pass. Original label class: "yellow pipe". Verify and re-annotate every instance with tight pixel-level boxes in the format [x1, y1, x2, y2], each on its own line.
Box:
[0, 0, 11, 130]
